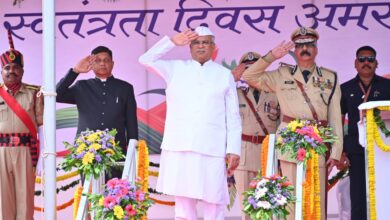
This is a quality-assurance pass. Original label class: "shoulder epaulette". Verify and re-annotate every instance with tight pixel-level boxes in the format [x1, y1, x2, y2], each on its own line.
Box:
[319, 66, 337, 75]
[24, 83, 40, 91]
[279, 62, 297, 74]
[279, 62, 294, 69]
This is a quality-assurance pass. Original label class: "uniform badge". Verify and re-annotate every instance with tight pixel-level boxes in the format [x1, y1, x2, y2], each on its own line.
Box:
[9, 51, 16, 61]
[239, 104, 246, 108]
[299, 27, 307, 36]
[284, 80, 294, 84]
[247, 52, 255, 61]
[373, 90, 380, 97]
[313, 77, 320, 87]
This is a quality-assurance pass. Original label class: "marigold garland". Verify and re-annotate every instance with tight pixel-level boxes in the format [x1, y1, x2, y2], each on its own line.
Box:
[302, 149, 321, 220]
[313, 152, 321, 219]
[374, 108, 390, 137]
[137, 140, 150, 220]
[137, 140, 150, 192]
[373, 107, 390, 152]
[35, 170, 79, 184]
[34, 198, 74, 212]
[302, 155, 314, 220]
[260, 135, 270, 175]
[73, 186, 83, 219]
[366, 106, 390, 220]
[367, 109, 377, 220]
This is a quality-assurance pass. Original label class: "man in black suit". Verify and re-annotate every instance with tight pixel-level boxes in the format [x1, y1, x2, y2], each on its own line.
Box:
[56, 46, 138, 177]
[340, 45, 390, 220]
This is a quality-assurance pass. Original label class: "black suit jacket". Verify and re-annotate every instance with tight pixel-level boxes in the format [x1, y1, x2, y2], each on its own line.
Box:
[56, 69, 138, 152]
[341, 74, 390, 154]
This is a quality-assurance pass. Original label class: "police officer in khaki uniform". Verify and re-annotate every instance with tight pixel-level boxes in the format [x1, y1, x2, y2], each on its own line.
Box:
[0, 30, 43, 220]
[242, 27, 343, 219]
[232, 52, 280, 220]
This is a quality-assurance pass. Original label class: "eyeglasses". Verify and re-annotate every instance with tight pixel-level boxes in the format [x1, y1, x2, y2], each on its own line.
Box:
[357, 56, 376, 63]
[190, 40, 214, 46]
[94, 58, 112, 64]
[295, 42, 317, 49]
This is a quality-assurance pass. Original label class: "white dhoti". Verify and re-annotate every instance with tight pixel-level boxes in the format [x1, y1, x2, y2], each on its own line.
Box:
[157, 150, 229, 205]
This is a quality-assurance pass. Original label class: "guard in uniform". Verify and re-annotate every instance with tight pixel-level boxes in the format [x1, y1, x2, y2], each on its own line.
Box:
[242, 27, 343, 219]
[0, 30, 43, 220]
[233, 52, 280, 220]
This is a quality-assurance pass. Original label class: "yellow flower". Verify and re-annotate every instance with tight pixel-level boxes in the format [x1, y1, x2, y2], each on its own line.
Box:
[89, 143, 102, 151]
[82, 152, 95, 165]
[287, 120, 301, 132]
[110, 139, 116, 146]
[98, 197, 104, 206]
[113, 205, 124, 219]
[277, 136, 283, 144]
[87, 133, 99, 142]
[313, 126, 320, 135]
[103, 149, 115, 155]
[76, 143, 87, 154]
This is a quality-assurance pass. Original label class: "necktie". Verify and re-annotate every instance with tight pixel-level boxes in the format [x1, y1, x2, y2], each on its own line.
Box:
[302, 70, 310, 83]
[253, 90, 260, 103]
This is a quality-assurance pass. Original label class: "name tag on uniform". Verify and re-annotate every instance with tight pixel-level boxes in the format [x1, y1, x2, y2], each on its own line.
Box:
[284, 80, 294, 84]
[239, 104, 246, 107]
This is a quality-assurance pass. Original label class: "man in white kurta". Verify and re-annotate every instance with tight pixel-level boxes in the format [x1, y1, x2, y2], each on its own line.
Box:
[139, 26, 242, 220]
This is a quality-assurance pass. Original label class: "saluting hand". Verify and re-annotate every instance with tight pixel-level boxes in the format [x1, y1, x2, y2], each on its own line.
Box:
[73, 55, 96, 74]
[171, 29, 199, 46]
[226, 153, 240, 177]
[231, 63, 246, 82]
[271, 41, 295, 59]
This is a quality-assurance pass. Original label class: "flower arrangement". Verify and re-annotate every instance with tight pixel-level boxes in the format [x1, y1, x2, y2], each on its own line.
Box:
[276, 119, 337, 164]
[88, 178, 154, 220]
[243, 173, 294, 220]
[62, 129, 125, 179]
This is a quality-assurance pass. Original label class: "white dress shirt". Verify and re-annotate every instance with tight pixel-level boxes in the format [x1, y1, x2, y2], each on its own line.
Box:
[139, 36, 241, 158]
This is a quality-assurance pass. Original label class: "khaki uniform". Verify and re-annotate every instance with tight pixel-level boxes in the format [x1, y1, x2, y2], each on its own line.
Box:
[236, 87, 279, 220]
[243, 54, 343, 220]
[0, 83, 43, 220]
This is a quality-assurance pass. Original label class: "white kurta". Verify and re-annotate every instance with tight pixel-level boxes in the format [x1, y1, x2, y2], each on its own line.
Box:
[139, 36, 241, 204]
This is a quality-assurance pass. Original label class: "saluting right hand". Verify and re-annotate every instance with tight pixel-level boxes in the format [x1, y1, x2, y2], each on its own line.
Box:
[231, 63, 246, 82]
[271, 41, 295, 59]
[171, 29, 199, 46]
[72, 55, 96, 74]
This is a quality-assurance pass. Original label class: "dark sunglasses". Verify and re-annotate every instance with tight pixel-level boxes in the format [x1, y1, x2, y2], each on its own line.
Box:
[357, 56, 376, 63]
[295, 42, 317, 48]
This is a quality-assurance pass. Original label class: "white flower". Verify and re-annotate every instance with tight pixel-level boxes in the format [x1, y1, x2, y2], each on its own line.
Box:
[276, 195, 287, 206]
[256, 179, 269, 188]
[254, 187, 268, 199]
[257, 201, 271, 209]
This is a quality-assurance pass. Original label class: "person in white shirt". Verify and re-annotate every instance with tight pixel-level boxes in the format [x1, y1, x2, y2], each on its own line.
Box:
[139, 26, 242, 220]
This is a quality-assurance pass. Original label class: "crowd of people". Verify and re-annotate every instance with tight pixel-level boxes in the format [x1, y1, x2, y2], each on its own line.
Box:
[1, 24, 389, 220]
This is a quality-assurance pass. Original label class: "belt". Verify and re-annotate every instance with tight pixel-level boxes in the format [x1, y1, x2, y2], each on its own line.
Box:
[0, 133, 35, 147]
[282, 115, 328, 127]
[241, 134, 265, 144]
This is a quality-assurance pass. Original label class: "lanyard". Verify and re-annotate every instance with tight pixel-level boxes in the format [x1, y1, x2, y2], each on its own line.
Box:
[358, 81, 372, 118]
[358, 81, 372, 103]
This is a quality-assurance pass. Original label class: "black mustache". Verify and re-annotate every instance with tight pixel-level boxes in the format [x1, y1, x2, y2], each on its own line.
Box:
[362, 65, 371, 69]
[7, 72, 17, 77]
[300, 51, 311, 56]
